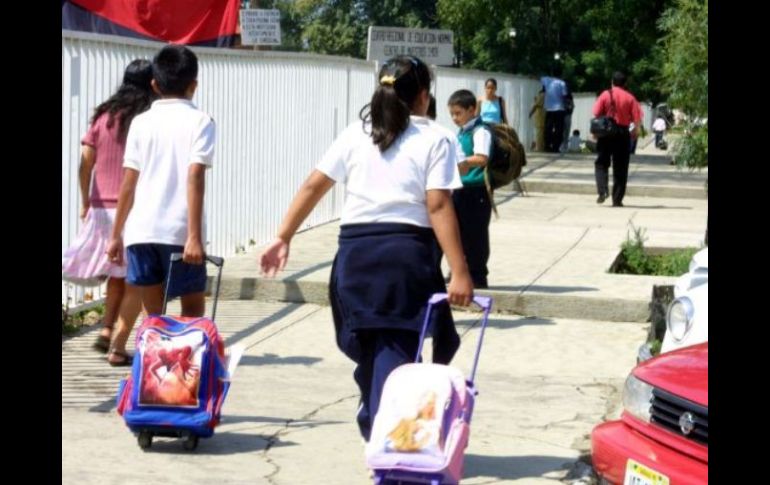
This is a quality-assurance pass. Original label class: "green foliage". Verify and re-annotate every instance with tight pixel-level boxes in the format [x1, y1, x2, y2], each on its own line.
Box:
[672, 123, 708, 169]
[260, 0, 708, 113]
[617, 226, 655, 275]
[614, 225, 699, 276]
[658, 0, 708, 118]
[650, 338, 662, 356]
[62, 304, 105, 336]
[437, 0, 672, 102]
[269, 0, 440, 58]
[658, 0, 708, 168]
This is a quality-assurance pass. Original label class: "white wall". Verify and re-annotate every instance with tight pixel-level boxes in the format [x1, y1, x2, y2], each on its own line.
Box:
[432, 67, 541, 148]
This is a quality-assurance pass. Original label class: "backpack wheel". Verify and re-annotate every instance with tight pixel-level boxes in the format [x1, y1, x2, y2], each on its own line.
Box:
[137, 431, 153, 450]
[182, 433, 199, 451]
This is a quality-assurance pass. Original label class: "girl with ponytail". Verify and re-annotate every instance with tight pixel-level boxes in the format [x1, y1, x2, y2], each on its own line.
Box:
[260, 56, 473, 442]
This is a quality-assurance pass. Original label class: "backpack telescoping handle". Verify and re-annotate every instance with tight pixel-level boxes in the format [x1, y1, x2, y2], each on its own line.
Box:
[416, 293, 493, 386]
[162, 253, 225, 321]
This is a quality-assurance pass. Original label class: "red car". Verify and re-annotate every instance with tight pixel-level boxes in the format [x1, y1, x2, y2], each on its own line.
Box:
[591, 343, 708, 484]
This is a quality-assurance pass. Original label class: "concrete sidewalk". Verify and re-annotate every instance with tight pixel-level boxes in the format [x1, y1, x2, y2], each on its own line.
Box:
[217, 151, 707, 323]
[62, 149, 705, 484]
[63, 300, 646, 484]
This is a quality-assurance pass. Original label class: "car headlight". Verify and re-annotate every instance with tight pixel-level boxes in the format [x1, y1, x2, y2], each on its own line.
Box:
[667, 297, 694, 342]
[622, 375, 653, 422]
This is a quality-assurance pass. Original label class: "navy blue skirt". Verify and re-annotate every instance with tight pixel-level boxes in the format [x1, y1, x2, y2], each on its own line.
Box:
[329, 223, 460, 365]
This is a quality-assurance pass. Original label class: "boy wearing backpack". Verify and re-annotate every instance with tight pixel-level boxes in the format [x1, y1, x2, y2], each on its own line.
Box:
[447, 89, 492, 289]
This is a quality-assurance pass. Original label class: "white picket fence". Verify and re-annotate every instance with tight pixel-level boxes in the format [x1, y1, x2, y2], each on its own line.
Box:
[66, 31, 615, 308]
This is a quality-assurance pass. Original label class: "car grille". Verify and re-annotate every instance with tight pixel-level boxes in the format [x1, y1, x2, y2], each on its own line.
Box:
[650, 387, 708, 446]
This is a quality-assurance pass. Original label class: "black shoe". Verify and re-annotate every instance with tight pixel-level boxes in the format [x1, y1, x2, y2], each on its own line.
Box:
[92, 334, 111, 353]
[612, 202, 624, 207]
[596, 193, 607, 204]
[107, 350, 134, 367]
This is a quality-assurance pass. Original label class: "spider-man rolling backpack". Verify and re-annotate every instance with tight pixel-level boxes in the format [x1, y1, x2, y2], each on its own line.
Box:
[116, 254, 230, 451]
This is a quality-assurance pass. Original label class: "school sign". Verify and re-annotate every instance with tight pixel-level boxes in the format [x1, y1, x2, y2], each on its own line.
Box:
[240, 9, 282, 46]
[366, 27, 454, 66]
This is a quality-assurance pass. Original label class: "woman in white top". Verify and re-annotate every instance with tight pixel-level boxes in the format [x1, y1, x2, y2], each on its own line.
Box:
[259, 56, 473, 442]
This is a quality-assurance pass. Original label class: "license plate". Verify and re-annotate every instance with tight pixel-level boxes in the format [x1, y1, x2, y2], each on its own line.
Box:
[623, 459, 670, 485]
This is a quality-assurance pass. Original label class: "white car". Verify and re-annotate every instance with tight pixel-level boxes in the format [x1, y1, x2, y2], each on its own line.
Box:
[661, 247, 708, 353]
[638, 247, 708, 361]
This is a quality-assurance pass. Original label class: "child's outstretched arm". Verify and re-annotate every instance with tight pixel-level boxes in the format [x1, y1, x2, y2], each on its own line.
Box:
[79, 146, 96, 220]
[107, 168, 139, 265]
[185, 163, 206, 265]
[260, 170, 335, 277]
[426, 189, 473, 307]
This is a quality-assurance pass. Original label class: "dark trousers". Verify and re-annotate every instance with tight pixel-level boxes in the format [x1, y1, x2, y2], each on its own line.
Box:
[545, 110, 566, 153]
[452, 186, 491, 288]
[655, 131, 664, 146]
[595, 131, 631, 205]
[354, 329, 419, 441]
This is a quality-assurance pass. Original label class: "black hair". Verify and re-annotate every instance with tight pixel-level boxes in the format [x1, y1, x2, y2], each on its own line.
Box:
[447, 89, 476, 110]
[359, 56, 432, 152]
[427, 94, 437, 120]
[612, 71, 627, 87]
[152, 44, 199, 97]
[90, 58, 155, 140]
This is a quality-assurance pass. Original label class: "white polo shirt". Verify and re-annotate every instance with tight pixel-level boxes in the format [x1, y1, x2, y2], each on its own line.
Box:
[122, 98, 216, 247]
[460, 117, 492, 157]
[317, 116, 462, 228]
[413, 116, 466, 165]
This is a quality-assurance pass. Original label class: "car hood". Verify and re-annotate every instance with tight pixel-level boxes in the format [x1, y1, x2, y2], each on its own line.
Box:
[675, 247, 708, 296]
[634, 342, 708, 407]
[690, 247, 708, 271]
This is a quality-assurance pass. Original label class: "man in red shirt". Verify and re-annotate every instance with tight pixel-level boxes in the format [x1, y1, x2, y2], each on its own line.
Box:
[592, 71, 641, 207]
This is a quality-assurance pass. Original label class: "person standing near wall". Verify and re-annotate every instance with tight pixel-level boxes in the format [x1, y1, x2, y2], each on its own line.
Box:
[560, 90, 574, 153]
[529, 87, 546, 151]
[541, 73, 569, 153]
[476, 78, 508, 125]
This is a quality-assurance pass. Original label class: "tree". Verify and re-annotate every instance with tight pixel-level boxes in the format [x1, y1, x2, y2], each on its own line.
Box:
[437, 0, 672, 102]
[658, 0, 708, 169]
[565, 0, 671, 101]
[270, 0, 441, 58]
[363, 0, 440, 29]
[267, 0, 366, 57]
[266, 0, 678, 106]
[303, 3, 365, 57]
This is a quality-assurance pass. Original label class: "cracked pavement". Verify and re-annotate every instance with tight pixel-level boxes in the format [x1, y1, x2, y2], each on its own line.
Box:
[63, 298, 644, 484]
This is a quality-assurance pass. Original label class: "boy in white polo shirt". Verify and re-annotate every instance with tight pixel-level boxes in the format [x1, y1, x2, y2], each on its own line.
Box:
[107, 44, 216, 364]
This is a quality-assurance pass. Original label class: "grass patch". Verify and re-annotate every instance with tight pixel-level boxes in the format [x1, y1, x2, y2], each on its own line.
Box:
[613, 226, 699, 276]
[650, 338, 662, 356]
